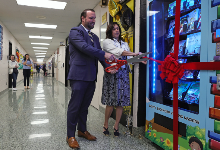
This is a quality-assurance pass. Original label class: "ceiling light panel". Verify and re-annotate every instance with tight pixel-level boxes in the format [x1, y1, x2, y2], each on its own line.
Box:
[37, 59, 44, 62]
[34, 50, 47, 52]
[16, 0, 67, 10]
[35, 53, 46, 55]
[25, 23, 57, 29]
[29, 36, 53, 39]
[36, 56, 45, 57]
[33, 47, 48, 49]
[31, 43, 50, 45]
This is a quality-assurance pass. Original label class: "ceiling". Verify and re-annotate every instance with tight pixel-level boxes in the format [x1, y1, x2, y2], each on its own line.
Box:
[0, 0, 101, 62]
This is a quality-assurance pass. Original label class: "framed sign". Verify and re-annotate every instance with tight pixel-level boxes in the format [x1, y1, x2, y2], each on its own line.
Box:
[100, 22, 108, 48]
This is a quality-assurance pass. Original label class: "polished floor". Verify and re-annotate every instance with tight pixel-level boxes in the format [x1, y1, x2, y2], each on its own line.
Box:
[0, 74, 160, 150]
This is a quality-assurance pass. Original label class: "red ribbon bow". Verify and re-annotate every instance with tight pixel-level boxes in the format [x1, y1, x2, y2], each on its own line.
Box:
[158, 53, 184, 84]
[144, 53, 185, 84]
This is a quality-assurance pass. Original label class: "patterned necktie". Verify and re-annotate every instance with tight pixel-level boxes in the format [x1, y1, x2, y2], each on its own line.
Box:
[88, 31, 94, 47]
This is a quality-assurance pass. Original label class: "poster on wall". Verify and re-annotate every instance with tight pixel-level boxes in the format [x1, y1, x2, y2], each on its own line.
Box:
[16, 48, 24, 69]
[0, 25, 3, 60]
[109, 0, 134, 116]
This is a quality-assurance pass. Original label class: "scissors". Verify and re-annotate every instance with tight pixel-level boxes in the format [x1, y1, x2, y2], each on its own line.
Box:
[105, 52, 151, 73]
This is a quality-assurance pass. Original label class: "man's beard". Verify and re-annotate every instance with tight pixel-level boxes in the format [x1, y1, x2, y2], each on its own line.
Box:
[86, 22, 94, 30]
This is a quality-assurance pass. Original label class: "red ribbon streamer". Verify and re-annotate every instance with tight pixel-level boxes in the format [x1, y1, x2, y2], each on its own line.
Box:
[173, 1, 181, 149]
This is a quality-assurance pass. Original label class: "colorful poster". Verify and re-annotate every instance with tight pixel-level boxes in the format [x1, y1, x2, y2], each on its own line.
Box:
[16, 48, 24, 69]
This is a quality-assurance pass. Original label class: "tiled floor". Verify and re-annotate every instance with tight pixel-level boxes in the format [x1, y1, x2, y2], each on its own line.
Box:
[0, 74, 160, 150]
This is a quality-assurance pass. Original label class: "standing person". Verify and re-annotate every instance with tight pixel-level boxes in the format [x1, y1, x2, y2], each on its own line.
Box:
[22, 54, 32, 89]
[101, 22, 147, 137]
[42, 64, 46, 76]
[36, 65, 40, 74]
[8, 55, 19, 91]
[66, 9, 116, 149]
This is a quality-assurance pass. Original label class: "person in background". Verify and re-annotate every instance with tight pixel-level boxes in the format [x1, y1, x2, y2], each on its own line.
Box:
[36, 64, 40, 74]
[101, 22, 147, 137]
[22, 54, 32, 89]
[42, 64, 46, 76]
[8, 54, 19, 91]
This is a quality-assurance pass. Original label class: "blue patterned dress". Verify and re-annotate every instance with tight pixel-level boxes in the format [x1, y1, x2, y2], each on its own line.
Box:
[101, 56, 131, 106]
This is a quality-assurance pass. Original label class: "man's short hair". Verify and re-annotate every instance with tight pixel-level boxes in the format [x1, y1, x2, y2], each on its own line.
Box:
[80, 9, 95, 22]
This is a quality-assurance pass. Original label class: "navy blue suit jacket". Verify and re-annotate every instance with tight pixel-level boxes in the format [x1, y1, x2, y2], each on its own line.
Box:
[67, 25, 109, 81]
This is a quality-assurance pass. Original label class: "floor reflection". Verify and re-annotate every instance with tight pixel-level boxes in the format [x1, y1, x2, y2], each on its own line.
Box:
[0, 74, 159, 150]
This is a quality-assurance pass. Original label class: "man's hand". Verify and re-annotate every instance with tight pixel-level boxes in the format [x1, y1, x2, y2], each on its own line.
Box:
[104, 52, 116, 61]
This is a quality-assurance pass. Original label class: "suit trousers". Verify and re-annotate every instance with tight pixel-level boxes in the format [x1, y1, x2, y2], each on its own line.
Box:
[67, 80, 96, 138]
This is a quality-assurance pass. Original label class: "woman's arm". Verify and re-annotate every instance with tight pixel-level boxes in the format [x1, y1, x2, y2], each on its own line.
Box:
[121, 51, 139, 56]
[23, 60, 27, 65]
[27, 62, 32, 67]
[103, 39, 124, 57]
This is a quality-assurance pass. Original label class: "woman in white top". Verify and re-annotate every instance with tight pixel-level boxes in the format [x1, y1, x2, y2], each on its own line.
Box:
[8, 55, 19, 91]
[101, 22, 146, 137]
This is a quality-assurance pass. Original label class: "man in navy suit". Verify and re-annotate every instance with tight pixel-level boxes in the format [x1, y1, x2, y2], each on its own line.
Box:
[66, 9, 116, 149]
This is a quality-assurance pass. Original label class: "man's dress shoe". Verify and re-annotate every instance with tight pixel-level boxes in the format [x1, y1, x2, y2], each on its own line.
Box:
[66, 137, 80, 149]
[78, 131, 97, 141]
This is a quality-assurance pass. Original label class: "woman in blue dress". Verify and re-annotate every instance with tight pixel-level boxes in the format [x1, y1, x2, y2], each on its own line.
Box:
[101, 22, 146, 136]
[22, 54, 32, 89]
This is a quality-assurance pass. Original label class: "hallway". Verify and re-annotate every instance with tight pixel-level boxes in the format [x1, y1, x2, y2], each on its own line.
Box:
[0, 74, 158, 150]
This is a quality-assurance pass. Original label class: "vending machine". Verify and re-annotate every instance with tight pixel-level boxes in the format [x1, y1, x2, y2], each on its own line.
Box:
[145, 0, 220, 149]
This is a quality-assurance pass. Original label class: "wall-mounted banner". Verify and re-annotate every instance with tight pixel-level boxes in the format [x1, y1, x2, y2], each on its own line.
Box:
[0, 25, 3, 60]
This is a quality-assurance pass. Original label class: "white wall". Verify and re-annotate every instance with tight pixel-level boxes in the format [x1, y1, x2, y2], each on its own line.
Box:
[0, 21, 28, 93]
[46, 44, 65, 85]
[46, 55, 54, 75]
[91, 2, 110, 110]
[57, 45, 65, 84]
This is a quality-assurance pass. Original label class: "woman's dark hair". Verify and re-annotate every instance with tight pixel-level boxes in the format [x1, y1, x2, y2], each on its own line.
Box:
[106, 22, 123, 41]
[9, 54, 16, 60]
[80, 9, 95, 22]
[188, 137, 203, 150]
[24, 54, 30, 61]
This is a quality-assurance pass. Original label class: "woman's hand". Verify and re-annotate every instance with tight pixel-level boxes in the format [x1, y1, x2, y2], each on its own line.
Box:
[133, 52, 143, 56]
[108, 67, 118, 74]
[133, 53, 139, 56]
[141, 61, 147, 65]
